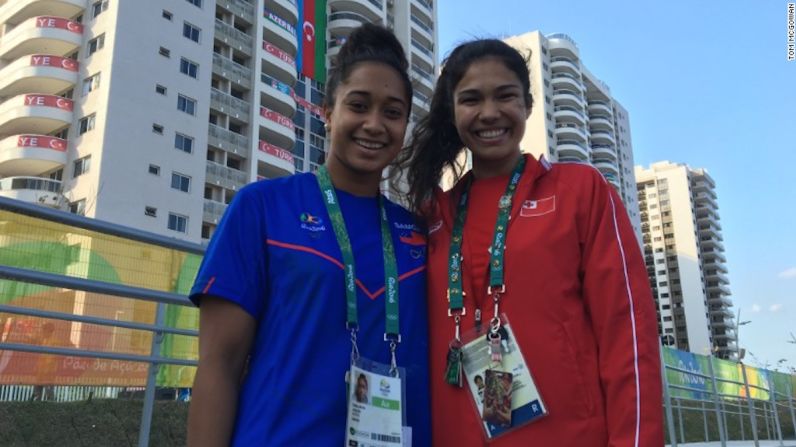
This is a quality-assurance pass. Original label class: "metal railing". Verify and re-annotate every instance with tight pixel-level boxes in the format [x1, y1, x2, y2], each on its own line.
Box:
[207, 123, 250, 155]
[212, 53, 252, 89]
[214, 19, 253, 53]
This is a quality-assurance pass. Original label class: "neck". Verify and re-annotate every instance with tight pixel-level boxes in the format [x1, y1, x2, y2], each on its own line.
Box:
[471, 151, 522, 179]
[323, 158, 381, 197]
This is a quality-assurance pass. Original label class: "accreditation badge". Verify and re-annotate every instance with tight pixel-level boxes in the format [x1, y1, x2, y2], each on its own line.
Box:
[345, 357, 408, 447]
[460, 314, 548, 439]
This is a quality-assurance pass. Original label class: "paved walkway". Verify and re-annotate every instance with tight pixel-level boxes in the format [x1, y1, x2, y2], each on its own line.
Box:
[668, 441, 796, 447]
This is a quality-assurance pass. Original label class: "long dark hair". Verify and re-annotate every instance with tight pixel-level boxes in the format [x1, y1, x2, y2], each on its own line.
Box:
[398, 39, 533, 215]
[323, 23, 412, 115]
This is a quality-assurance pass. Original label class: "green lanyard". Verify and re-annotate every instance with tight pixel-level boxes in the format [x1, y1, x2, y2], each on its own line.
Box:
[447, 156, 525, 331]
[316, 166, 401, 366]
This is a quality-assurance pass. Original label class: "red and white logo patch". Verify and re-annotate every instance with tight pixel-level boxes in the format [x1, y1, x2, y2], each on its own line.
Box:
[520, 196, 555, 217]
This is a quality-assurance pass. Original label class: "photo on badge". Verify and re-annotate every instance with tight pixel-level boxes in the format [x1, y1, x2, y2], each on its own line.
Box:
[483, 369, 512, 427]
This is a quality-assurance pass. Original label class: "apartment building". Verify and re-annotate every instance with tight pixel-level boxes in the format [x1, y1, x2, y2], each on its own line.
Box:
[503, 31, 642, 241]
[0, 0, 438, 243]
[635, 161, 736, 359]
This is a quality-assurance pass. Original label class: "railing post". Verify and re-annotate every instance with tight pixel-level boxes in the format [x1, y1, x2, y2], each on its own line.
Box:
[660, 347, 678, 446]
[769, 379, 784, 446]
[138, 303, 166, 447]
[741, 362, 760, 446]
[707, 356, 727, 446]
[701, 400, 709, 442]
[787, 378, 796, 440]
[677, 397, 685, 443]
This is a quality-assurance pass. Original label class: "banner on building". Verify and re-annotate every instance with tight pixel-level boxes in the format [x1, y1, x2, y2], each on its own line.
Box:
[297, 0, 327, 83]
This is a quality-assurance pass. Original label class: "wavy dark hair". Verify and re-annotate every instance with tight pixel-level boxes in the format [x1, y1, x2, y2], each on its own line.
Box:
[397, 39, 533, 215]
[323, 23, 412, 115]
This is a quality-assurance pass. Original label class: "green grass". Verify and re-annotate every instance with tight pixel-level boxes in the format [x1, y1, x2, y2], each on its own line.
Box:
[0, 399, 188, 447]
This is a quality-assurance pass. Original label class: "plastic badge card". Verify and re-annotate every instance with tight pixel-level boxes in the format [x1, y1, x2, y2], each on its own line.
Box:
[345, 358, 407, 447]
[461, 314, 548, 439]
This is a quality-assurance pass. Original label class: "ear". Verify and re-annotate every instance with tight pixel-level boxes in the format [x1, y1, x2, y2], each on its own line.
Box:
[323, 105, 332, 128]
[525, 106, 532, 119]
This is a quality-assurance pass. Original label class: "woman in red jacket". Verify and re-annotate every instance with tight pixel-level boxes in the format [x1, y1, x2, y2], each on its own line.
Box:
[401, 39, 664, 446]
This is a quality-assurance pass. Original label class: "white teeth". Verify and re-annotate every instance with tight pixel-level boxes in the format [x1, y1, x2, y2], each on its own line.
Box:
[477, 129, 507, 138]
[355, 139, 385, 149]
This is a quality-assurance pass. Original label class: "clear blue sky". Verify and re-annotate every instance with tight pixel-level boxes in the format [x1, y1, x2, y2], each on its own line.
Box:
[437, 0, 796, 371]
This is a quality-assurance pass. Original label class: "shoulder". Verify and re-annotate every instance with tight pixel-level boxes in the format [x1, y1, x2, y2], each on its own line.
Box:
[541, 162, 611, 197]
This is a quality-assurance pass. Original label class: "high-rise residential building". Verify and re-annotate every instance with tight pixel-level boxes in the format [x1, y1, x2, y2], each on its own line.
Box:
[0, 0, 438, 243]
[635, 161, 735, 359]
[502, 31, 642, 241]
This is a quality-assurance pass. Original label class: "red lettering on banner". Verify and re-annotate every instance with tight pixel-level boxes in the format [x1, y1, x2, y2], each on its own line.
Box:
[30, 55, 79, 72]
[36, 16, 83, 34]
[260, 107, 295, 130]
[293, 94, 324, 118]
[24, 95, 74, 111]
[263, 41, 296, 67]
[258, 140, 294, 163]
[17, 135, 67, 151]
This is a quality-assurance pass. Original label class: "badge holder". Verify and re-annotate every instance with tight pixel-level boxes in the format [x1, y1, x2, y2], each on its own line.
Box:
[345, 354, 408, 447]
[459, 313, 548, 439]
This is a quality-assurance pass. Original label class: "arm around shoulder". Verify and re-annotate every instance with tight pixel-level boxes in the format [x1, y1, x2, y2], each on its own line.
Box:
[187, 296, 256, 447]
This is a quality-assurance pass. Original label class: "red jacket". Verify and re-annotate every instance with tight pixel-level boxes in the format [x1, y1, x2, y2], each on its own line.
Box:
[426, 155, 663, 446]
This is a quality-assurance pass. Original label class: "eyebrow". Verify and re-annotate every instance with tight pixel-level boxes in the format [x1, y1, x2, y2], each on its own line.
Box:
[345, 90, 407, 106]
[457, 84, 522, 96]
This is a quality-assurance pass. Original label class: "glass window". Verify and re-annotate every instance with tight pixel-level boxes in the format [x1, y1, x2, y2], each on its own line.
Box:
[175, 133, 194, 153]
[78, 114, 96, 135]
[183, 22, 201, 42]
[177, 94, 196, 115]
[168, 213, 188, 233]
[87, 34, 105, 56]
[180, 58, 199, 78]
[171, 172, 191, 192]
[73, 155, 91, 177]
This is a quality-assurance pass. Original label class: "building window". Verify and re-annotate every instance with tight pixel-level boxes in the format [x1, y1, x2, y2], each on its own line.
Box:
[186, 0, 202, 6]
[162, 10, 173, 20]
[91, 0, 108, 19]
[148, 164, 160, 175]
[168, 213, 188, 233]
[87, 34, 105, 56]
[73, 155, 91, 177]
[183, 22, 201, 42]
[159, 47, 171, 58]
[82, 73, 100, 96]
[171, 172, 191, 192]
[155, 84, 167, 95]
[180, 58, 199, 78]
[152, 123, 164, 134]
[69, 199, 86, 216]
[177, 94, 196, 115]
[145, 206, 157, 217]
[78, 114, 96, 135]
[174, 133, 194, 153]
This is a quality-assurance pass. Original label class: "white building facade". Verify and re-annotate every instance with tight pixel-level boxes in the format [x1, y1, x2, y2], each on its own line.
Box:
[0, 0, 438, 243]
[635, 161, 736, 359]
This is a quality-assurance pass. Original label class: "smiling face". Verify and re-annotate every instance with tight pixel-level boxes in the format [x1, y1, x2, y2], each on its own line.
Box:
[324, 62, 409, 195]
[453, 57, 531, 178]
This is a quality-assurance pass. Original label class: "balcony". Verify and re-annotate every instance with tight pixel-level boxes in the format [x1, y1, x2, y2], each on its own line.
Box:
[203, 199, 228, 225]
[588, 100, 612, 115]
[0, 176, 62, 205]
[0, 0, 85, 26]
[0, 16, 84, 61]
[264, 0, 298, 25]
[551, 72, 582, 93]
[207, 124, 250, 156]
[699, 236, 725, 252]
[218, 0, 256, 22]
[554, 123, 587, 142]
[264, 10, 298, 56]
[694, 192, 718, 208]
[215, 19, 253, 56]
[410, 39, 434, 71]
[410, 15, 434, 48]
[259, 106, 295, 150]
[589, 115, 614, 131]
[556, 140, 589, 161]
[0, 134, 67, 176]
[205, 160, 248, 191]
[593, 160, 620, 177]
[706, 282, 732, 296]
[590, 145, 616, 162]
[261, 73, 296, 117]
[411, 64, 434, 97]
[328, 11, 373, 36]
[701, 248, 727, 264]
[210, 88, 250, 122]
[552, 89, 585, 108]
[0, 54, 78, 97]
[590, 130, 616, 145]
[552, 105, 585, 125]
[550, 56, 579, 75]
[257, 140, 295, 175]
[262, 40, 297, 86]
[412, 0, 433, 22]
[328, 0, 383, 23]
[547, 33, 580, 60]
[0, 93, 73, 136]
[212, 53, 252, 89]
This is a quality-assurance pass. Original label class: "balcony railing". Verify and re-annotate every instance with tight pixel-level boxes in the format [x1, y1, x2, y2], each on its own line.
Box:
[329, 12, 373, 24]
[0, 176, 62, 193]
[410, 15, 433, 34]
[203, 199, 228, 223]
[205, 160, 248, 190]
[212, 53, 252, 88]
[219, 0, 255, 19]
[208, 124, 250, 154]
[211, 88, 250, 119]
[214, 19, 254, 52]
[412, 64, 434, 82]
[411, 40, 433, 58]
